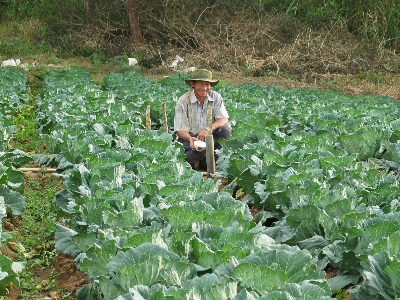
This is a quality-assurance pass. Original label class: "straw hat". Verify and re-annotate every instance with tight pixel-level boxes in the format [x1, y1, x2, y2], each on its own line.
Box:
[185, 69, 219, 87]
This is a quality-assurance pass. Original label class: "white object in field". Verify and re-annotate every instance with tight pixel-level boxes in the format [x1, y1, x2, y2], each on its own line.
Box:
[170, 55, 184, 68]
[128, 58, 138, 66]
[183, 66, 196, 73]
[2, 59, 21, 67]
[194, 140, 206, 150]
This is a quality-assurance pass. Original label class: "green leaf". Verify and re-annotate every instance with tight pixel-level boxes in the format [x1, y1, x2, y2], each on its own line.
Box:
[384, 259, 400, 297]
[71, 232, 97, 252]
[351, 251, 396, 299]
[324, 198, 358, 218]
[0, 255, 20, 291]
[354, 220, 399, 255]
[338, 130, 380, 161]
[162, 206, 205, 231]
[123, 230, 168, 249]
[371, 231, 400, 257]
[380, 141, 400, 163]
[234, 262, 287, 291]
[205, 203, 250, 228]
[0, 197, 6, 219]
[76, 284, 103, 300]
[97, 276, 126, 299]
[244, 244, 325, 284]
[80, 240, 118, 278]
[271, 282, 333, 299]
[298, 235, 329, 254]
[328, 274, 361, 291]
[55, 224, 81, 257]
[0, 186, 25, 215]
[172, 274, 238, 300]
[286, 205, 324, 241]
[102, 196, 144, 228]
[191, 238, 230, 269]
[119, 256, 196, 288]
[170, 232, 196, 259]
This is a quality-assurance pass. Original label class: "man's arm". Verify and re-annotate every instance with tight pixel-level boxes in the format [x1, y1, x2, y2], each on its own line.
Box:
[176, 130, 194, 142]
[176, 130, 197, 149]
[196, 117, 229, 141]
[210, 117, 228, 131]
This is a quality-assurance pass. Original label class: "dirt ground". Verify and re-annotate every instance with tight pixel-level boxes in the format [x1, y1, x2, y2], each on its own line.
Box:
[145, 67, 400, 101]
[218, 72, 400, 101]
[4, 252, 90, 300]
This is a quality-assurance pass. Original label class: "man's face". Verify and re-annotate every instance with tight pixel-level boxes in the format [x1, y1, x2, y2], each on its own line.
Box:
[191, 81, 211, 99]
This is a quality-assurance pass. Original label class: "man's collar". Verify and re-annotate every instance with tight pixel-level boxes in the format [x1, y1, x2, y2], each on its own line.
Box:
[190, 90, 214, 104]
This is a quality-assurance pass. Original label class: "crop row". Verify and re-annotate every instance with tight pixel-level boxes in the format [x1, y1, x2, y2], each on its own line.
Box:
[32, 67, 334, 299]
[0, 68, 31, 296]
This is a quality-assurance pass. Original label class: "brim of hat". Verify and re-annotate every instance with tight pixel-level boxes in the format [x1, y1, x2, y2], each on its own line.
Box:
[185, 79, 219, 87]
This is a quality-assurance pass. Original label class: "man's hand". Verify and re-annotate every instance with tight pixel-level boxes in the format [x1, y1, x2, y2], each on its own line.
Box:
[196, 128, 209, 142]
[189, 136, 197, 150]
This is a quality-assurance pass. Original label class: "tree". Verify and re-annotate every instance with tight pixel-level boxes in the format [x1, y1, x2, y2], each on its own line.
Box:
[84, 0, 90, 21]
[125, 0, 145, 44]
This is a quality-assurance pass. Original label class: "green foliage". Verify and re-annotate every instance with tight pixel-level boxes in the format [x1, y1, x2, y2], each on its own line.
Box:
[29, 67, 336, 298]
[7, 170, 63, 299]
[1, 61, 400, 299]
[1, 0, 64, 21]
[1, 0, 398, 60]
[261, 0, 399, 49]
[12, 104, 44, 154]
[17, 175, 61, 250]
[0, 68, 30, 297]
[18, 66, 396, 299]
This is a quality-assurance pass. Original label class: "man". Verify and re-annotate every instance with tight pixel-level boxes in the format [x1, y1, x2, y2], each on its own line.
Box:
[174, 69, 232, 170]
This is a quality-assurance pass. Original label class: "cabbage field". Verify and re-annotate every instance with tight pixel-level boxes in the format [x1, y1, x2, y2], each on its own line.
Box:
[2, 66, 400, 299]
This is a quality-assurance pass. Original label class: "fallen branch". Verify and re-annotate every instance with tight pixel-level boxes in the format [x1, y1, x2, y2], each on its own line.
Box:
[20, 168, 57, 173]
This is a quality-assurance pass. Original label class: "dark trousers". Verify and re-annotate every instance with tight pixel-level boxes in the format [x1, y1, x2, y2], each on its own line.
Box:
[177, 126, 232, 169]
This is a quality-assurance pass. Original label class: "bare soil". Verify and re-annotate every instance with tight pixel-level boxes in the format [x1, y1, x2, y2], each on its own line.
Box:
[146, 67, 400, 101]
[4, 252, 89, 300]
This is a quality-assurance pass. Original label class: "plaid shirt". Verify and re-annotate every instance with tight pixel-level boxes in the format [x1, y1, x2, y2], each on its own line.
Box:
[174, 90, 229, 135]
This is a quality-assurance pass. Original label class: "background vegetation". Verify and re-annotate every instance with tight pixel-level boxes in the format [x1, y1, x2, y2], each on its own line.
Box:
[0, 0, 399, 72]
[1, 0, 399, 49]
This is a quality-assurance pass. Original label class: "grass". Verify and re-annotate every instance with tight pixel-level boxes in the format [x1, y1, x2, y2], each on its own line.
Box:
[2, 83, 69, 299]
[3, 169, 65, 299]
[16, 174, 61, 251]
[10, 104, 42, 154]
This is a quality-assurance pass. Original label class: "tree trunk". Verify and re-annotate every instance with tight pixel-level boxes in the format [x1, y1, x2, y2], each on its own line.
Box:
[125, 0, 145, 44]
[84, 0, 90, 21]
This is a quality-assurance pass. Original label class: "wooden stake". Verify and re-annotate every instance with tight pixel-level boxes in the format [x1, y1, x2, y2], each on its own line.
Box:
[205, 106, 215, 177]
[162, 102, 168, 132]
[207, 106, 213, 134]
[146, 105, 151, 131]
[205, 135, 215, 177]
[20, 168, 57, 173]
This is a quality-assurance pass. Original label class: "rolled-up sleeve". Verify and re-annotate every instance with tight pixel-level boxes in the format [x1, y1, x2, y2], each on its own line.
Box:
[174, 92, 190, 132]
[210, 91, 229, 120]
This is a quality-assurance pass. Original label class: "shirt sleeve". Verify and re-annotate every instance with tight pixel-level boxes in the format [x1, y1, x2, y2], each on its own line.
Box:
[210, 91, 229, 120]
[174, 92, 190, 132]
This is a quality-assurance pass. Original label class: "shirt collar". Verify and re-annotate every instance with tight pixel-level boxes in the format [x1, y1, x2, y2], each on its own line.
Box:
[190, 90, 214, 104]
